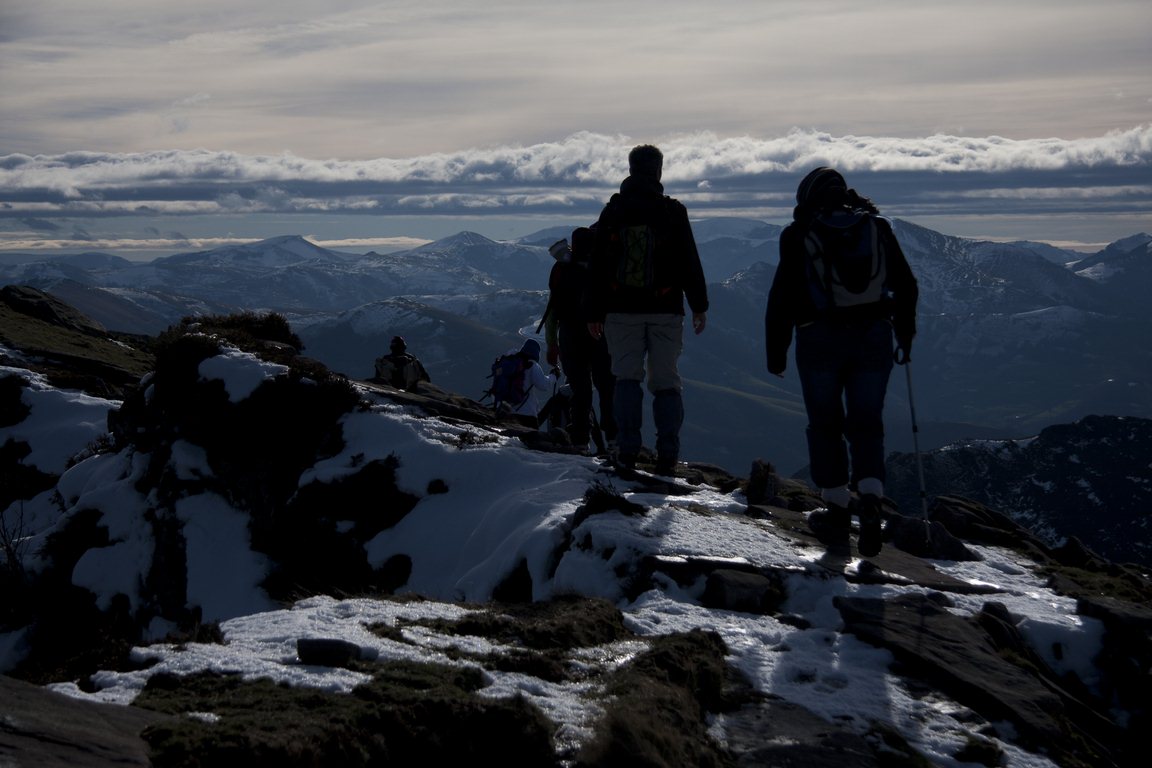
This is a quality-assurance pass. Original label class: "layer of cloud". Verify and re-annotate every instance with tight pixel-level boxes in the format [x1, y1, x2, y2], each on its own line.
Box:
[1, 128, 1149, 221]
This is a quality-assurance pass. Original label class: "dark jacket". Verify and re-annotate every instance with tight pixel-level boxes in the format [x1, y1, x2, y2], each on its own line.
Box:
[585, 176, 709, 321]
[545, 252, 591, 342]
[765, 211, 917, 375]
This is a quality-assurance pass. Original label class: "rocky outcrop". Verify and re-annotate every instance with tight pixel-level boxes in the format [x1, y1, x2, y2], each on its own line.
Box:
[0, 674, 169, 768]
[886, 416, 1152, 568]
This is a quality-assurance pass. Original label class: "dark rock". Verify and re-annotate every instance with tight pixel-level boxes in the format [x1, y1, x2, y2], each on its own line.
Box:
[721, 697, 881, 767]
[0, 674, 170, 768]
[928, 495, 1051, 554]
[744, 459, 778, 505]
[888, 513, 981, 561]
[701, 569, 787, 615]
[295, 637, 365, 668]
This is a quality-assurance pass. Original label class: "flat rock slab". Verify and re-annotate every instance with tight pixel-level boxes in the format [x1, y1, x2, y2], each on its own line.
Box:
[0, 675, 170, 768]
[835, 594, 1116, 765]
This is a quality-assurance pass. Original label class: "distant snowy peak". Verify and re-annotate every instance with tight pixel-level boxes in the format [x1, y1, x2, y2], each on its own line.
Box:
[413, 231, 502, 255]
[393, 231, 551, 290]
[1071, 232, 1152, 283]
[987, 240, 1083, 266]
[968, 241, 1078, 267]
[156, 235, 349, 269]
[1103, 233, 1152, 255]
[889, 218, 970, 262]
[689, 217, 783, 242]
[516, 225, 580, 247]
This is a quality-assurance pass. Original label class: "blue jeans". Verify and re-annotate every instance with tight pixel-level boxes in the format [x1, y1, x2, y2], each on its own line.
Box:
[604, 313, 685, 460]
[613, 381, 683, 460]
[795, 319, 894, 491]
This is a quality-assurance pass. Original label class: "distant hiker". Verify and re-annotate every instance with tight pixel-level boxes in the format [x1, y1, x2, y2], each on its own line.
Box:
[585, 144, 709, 475]
[374, 336, 431, 392]
[765, 167, 919, 557]
[485, 338, 556, 426]
[540, 230, 616, 455]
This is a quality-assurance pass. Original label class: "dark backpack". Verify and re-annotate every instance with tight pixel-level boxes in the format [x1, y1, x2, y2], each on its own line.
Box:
[803, 211, 888, 311]
[485, 353, 530, 410]
[604, 199, 675, 297]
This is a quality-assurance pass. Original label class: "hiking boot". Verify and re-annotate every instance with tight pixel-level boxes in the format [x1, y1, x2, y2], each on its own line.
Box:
[856, 494, 884, 557]
[615, 453, 637, 471]
[654, 456, 677, 476]
[807, 504, 850, 544]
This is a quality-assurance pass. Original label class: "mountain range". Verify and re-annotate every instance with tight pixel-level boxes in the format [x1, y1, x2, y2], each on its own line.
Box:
[2, 219, 1148, 483]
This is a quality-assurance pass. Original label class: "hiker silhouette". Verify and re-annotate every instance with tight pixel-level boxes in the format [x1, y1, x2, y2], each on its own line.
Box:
[374, 336, 431, 392]
[540, 230, 616, 455]
[585, 144, 709, 475]
[764, 166, 919, 556]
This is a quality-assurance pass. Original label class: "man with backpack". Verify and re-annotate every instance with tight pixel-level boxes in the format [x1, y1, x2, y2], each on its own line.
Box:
[374, 336, 431, 391]
[585, 144, 709, 475]
[542, 229, 617, 455]
[765, 167, 918, 557]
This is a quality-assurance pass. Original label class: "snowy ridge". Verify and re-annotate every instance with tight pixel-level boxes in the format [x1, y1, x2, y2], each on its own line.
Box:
[1, 346, 1136, 767]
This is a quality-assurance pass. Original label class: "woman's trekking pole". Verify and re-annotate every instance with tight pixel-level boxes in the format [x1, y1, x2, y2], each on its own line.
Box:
[902, 358, 930, 519]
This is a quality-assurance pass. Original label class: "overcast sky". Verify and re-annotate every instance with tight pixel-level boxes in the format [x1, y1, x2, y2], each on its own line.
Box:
[1, 0, 1150, 258]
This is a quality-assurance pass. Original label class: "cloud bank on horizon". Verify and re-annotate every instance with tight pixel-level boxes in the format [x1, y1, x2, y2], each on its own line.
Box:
[1, 128, 1150, 254]
[1, 0, 1149, 253]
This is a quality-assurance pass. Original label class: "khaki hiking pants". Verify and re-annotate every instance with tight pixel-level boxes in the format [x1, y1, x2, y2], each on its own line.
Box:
[603, 313, 684, 392]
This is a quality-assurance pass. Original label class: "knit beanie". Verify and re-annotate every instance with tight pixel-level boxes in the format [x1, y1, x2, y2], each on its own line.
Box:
[390, 336, 406, 353]
[628, 144, 663, 180]
[795, 167, 847, 208]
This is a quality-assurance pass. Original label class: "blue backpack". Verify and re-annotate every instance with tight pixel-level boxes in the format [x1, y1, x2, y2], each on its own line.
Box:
[485, 353, 530, 410]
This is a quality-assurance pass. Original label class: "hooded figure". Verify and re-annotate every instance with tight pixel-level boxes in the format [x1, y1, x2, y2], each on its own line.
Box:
[509, 338, 556, 420]
[764, 167, 918, 557]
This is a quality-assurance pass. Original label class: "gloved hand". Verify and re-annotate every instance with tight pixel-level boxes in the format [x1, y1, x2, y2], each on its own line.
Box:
[546, 343, 559, 367]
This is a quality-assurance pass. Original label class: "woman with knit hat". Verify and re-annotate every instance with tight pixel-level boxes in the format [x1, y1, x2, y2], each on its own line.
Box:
[764, 167, 918, 557]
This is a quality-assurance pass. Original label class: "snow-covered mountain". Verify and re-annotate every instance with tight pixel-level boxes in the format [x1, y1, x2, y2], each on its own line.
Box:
[0, 232, 554, 327]
[1, 221, 1149, 477]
